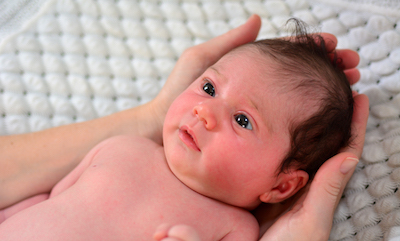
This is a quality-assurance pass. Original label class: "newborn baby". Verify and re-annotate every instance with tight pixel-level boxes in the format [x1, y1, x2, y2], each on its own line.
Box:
[0, 25, 353, 241]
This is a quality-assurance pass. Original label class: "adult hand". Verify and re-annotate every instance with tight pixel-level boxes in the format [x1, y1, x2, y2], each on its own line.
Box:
[259, 92, 369, 241]
[319, 32, 360, 85]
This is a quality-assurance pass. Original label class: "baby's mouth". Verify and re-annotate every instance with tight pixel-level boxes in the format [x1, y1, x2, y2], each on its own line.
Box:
[179, 128, 200, 152]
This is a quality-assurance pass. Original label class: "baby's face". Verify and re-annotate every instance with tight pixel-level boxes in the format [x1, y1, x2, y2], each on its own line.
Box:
[163, 48, 292, 209]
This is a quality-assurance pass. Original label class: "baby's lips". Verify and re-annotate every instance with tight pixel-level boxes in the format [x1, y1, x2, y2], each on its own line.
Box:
[179, 126, 201, 152]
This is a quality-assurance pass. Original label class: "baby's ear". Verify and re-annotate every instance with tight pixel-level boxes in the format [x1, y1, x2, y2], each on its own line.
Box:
[260, 169, 309, 203]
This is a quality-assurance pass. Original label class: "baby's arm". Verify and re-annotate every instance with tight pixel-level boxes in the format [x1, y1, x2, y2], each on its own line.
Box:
[0, 140, 106, 223]
[50, 139, 107, 198]
[154, 222, 258, 241]
[154, 224, 201, 241]
[0, 193, 49, 224]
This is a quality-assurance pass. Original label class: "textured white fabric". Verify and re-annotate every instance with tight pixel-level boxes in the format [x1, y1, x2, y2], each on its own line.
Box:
[0, 0, 399, 240]
[311, 0, 400, 17]
[0, 0, 53, 43]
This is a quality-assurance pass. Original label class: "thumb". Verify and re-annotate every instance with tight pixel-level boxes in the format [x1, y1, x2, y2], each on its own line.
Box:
[170, 14, 261, 80]
[302, 153, 359, 228]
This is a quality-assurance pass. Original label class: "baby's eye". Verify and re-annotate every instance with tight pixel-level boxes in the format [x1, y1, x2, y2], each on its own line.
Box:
[203, 82, 215, 97]
[235, 114, 253, 130]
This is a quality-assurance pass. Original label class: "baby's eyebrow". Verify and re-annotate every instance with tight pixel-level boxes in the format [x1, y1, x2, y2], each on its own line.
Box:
[209, 66, 221, 77]
[209, 66, 230, 85]
[209, 66, 218, 73]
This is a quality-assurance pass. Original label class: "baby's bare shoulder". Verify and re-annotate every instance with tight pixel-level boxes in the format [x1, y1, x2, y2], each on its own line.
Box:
[221, 207, 259, 240]
[99, 135, 161, 152]
[102, 135, 158, 146]
[90, 135, 165, 167]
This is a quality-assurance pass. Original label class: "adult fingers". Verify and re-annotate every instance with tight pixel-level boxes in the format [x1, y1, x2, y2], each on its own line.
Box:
[295, 94, 369, 232]
[319, 34, 360, 71]
[170, 14, 261, 81]
[336, 49, 360, 70]
[320, 33, 360, 85]
[284, 32, 337, 52]
[320, 32, 338, 52]
[343, 93, 369, 158]
[299, 94, 368, 209]
[188, 14, 261, 64]
[302, 152, 359, 233]
[157, 14, 261, 109]
[344, 68, 361, 85]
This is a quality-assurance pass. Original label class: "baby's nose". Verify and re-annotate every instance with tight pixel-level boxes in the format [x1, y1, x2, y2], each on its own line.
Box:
[193, 104, 217, 130]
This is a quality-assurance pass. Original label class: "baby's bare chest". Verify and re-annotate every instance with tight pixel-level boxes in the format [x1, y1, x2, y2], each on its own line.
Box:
[0, 136, 257, 241]
[56, 139, 243, 240]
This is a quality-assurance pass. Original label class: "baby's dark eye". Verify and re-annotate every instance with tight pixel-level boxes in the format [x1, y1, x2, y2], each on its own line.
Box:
[235, 114, 253, 130]
[203, 82, 215, 97]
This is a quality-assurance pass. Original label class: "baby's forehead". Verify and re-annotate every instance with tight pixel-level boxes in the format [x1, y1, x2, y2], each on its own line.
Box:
[228, 44, 267, 60]
[223, 47, 318, 128]
[220, 45, 272, 69]
[220, 46, 284, 87]
[217, 48, 299, 130]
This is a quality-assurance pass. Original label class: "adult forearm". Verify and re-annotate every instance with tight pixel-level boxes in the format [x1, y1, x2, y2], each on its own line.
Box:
[0, 101, 162, 209]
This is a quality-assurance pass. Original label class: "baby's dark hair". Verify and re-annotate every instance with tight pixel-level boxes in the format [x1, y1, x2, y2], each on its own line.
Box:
[248, 19, 354, 179]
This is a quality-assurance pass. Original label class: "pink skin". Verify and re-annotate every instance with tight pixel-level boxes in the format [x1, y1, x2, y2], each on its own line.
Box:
[163, 47, 309, 210]
[154, 224, 201, 241]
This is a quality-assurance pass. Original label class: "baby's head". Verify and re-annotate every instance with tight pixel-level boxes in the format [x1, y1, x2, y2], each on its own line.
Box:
[163, 21, 353, 209]
[247, 25, 354, 181]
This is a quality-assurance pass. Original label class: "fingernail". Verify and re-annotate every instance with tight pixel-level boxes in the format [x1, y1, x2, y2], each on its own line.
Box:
[340, 157, 359, 174]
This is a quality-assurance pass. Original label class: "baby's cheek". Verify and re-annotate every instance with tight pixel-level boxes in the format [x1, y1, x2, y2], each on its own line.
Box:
[203, 155, 237, 187]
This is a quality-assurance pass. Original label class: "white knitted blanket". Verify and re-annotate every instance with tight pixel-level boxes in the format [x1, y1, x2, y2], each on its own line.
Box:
[0, 0, 399, 240]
